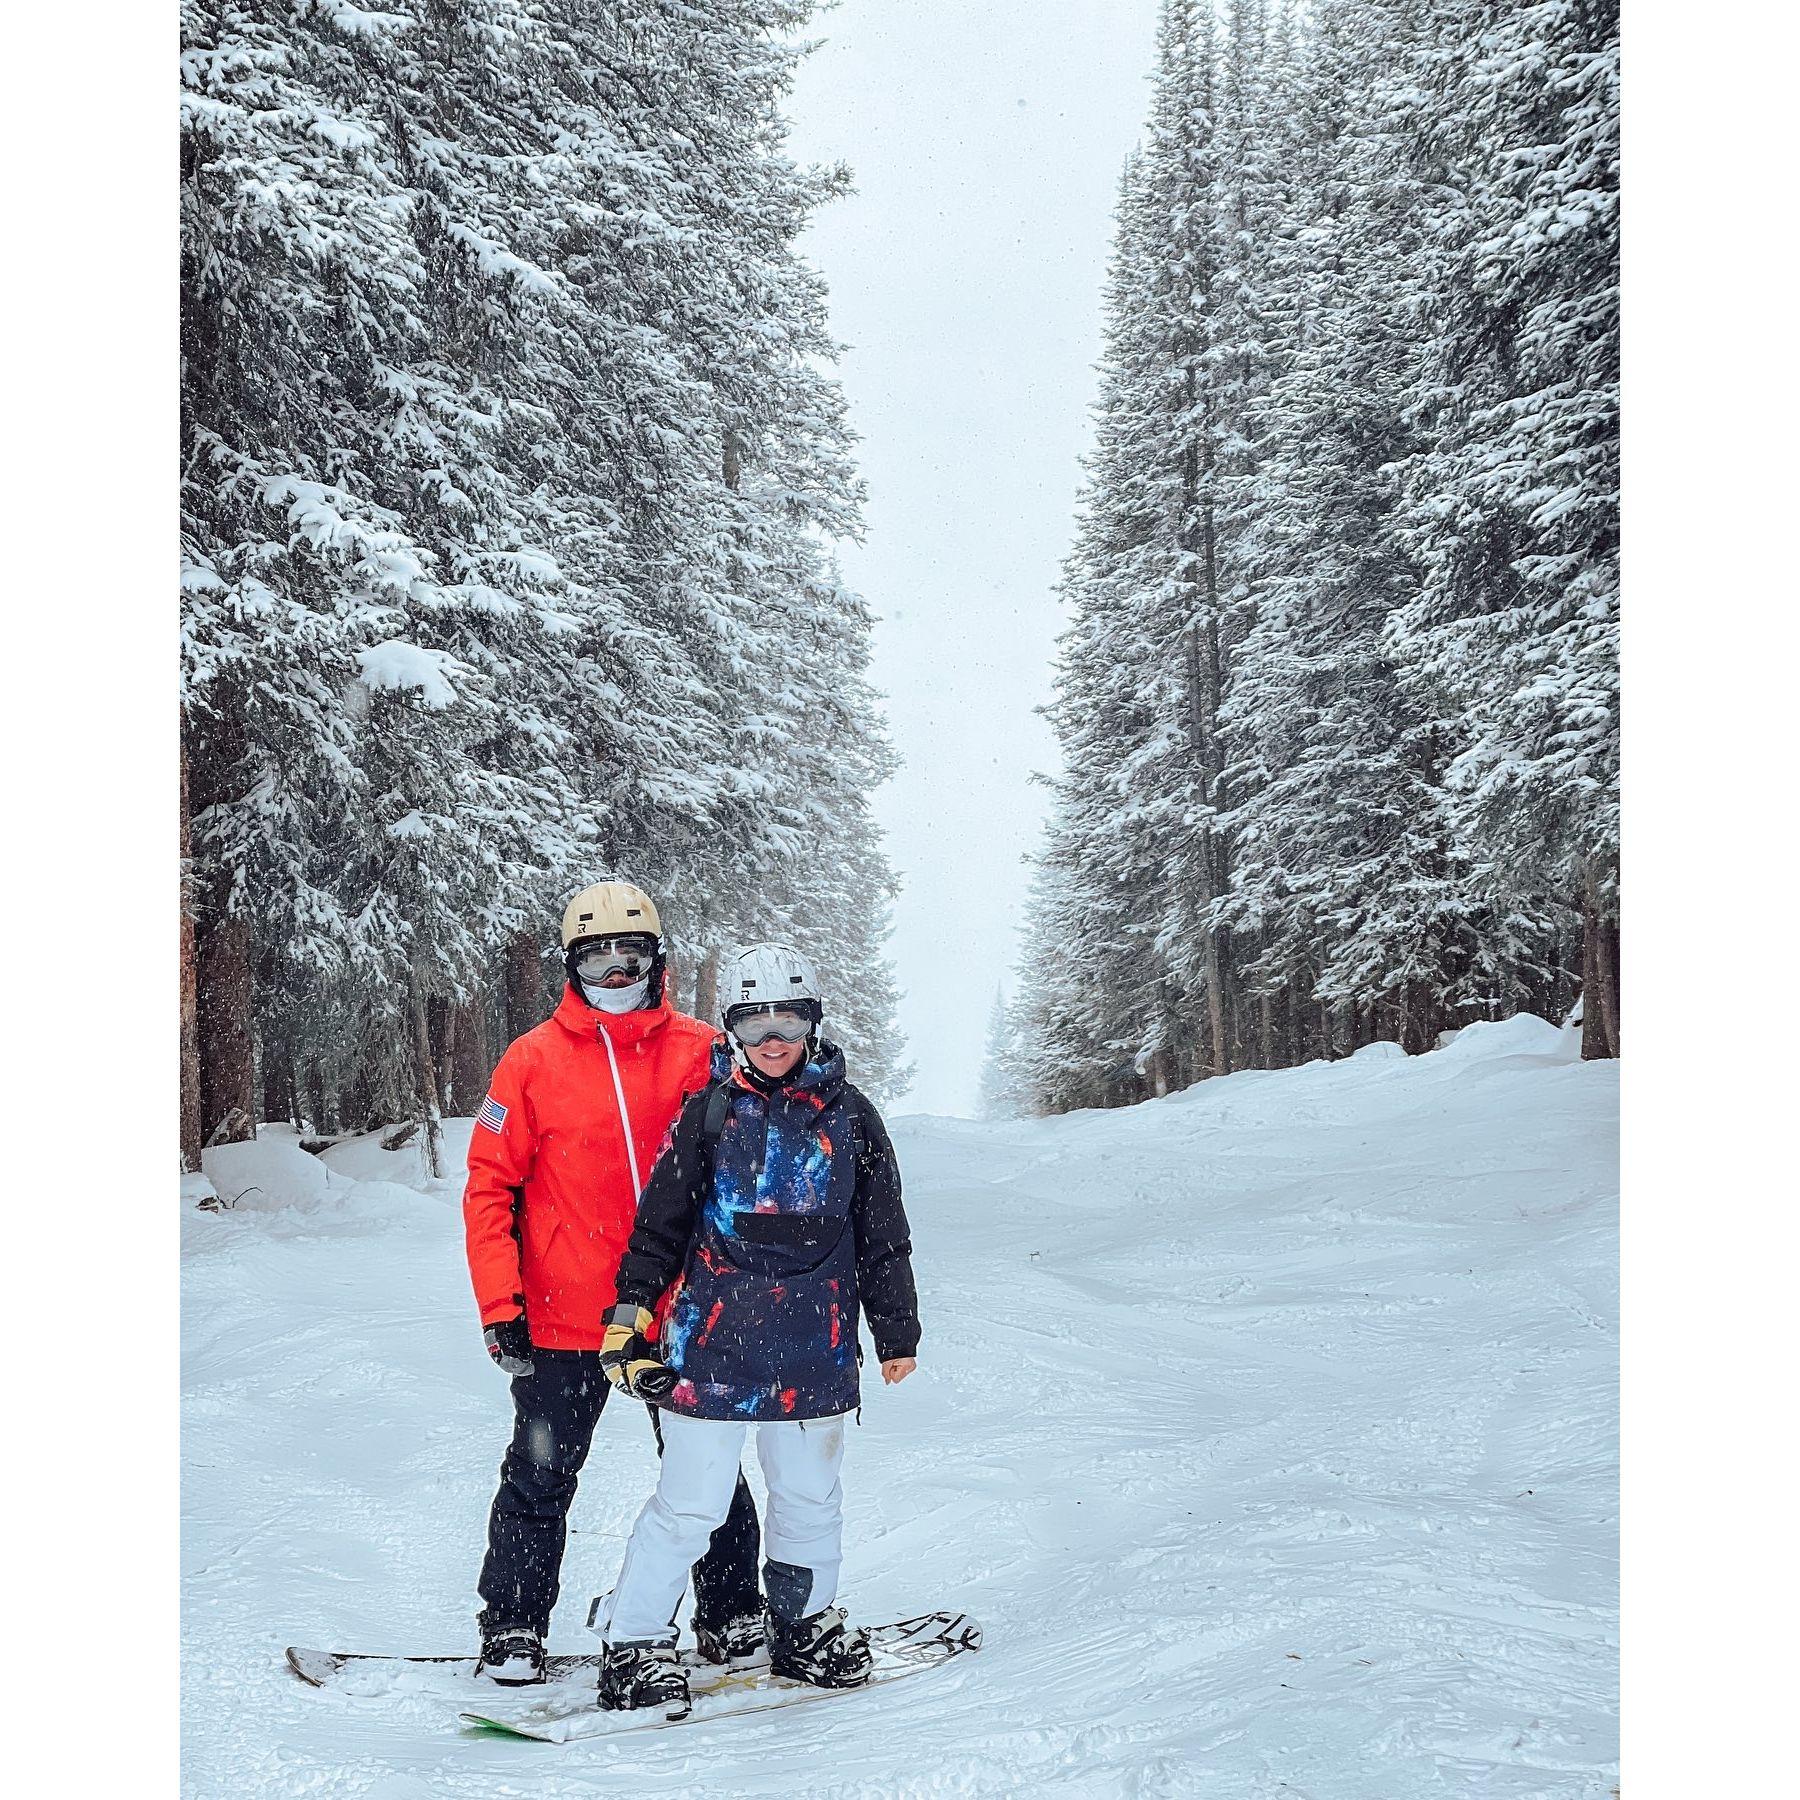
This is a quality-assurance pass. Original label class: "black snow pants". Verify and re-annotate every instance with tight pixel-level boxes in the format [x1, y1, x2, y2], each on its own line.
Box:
[477, 1348, 762, 1640]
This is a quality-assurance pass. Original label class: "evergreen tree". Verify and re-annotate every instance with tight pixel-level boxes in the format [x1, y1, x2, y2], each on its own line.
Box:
[180, 1, 906, 1152]
[1388, 0, 1620, 1052]
[1013, 0, 1614, 1112]
[977, 986, 1026, 1121]
[1023, 138, 1202, 1109]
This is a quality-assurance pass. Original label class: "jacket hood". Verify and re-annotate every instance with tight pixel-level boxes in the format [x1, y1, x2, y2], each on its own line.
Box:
[552, 981, 676, 1049]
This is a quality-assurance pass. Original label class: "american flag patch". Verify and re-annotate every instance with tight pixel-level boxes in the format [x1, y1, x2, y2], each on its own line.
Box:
[476, 1095, 509, 1134]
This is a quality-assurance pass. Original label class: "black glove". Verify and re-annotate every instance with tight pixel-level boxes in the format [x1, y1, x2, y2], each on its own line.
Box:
[599, 1303, 677, 1402]
[484, 1316, 535, 1378]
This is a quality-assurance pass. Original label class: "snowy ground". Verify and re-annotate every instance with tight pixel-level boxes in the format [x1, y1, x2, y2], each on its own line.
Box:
[182, 1016, 1617, 1797]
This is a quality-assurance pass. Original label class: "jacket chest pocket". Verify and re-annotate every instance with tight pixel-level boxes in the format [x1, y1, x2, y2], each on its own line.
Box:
[720, 1208, 849, 1278]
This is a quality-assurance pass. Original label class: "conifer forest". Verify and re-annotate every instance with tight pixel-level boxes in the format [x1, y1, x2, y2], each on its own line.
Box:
[998, 0, 1617, 1116]
[180, 0, 1618, 1153]
[180, 0, 907, 1170]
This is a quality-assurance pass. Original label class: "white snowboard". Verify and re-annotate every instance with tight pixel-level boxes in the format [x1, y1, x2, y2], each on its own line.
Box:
[458, 1610, 981, 1742]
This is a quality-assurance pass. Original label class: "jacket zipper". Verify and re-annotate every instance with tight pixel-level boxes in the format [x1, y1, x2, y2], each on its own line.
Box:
[595, 1022, 643, 1202]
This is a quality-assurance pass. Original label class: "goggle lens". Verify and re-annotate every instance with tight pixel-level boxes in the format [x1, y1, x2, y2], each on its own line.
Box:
[574, 935, 655, 978]
[729, 1007, 814, 1046]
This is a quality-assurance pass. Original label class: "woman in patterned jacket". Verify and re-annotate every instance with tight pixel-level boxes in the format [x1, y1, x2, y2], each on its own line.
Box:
[592, 942, 920, 1717]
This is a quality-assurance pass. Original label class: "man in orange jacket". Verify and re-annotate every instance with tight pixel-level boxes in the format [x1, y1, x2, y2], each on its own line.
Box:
[463, 880, 763, 1683]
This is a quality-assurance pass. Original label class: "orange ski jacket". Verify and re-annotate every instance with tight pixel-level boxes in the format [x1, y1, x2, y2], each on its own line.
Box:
[462, 985, 717, 1350]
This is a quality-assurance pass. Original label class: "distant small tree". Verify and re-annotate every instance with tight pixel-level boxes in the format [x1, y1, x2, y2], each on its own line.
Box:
[977, 986, 1025, 1121]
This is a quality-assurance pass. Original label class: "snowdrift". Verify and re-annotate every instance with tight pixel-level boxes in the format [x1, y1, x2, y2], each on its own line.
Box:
[183, 1018, 1617, 1796]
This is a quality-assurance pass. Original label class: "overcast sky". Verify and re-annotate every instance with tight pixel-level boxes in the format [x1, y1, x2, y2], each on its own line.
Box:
[783, 1, 1161, 1116]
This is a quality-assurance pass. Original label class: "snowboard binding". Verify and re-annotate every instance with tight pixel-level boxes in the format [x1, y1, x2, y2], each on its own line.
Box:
[768, 1605, 872, 1688]
[598, 1639, 692, 1718]
[476, 1624, 546, 1687]
[693, 1611, 767, 1667]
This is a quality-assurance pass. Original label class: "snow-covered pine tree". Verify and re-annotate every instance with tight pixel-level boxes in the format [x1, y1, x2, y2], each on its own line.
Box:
[532, 1, 904, 1094]
[181, 1, 906, 1150]
[1388, 0, 1619, 1055]
[184, 1, 593, 1156]
[183, 0, 427, 1146]
[1017, 140, 1201, 1109]
[1016, 0, 1615, 1112]
[1138, 0, 1238, 1081]
[976, 986, 1026, 1121]
[1217, 0, 1556, 1058]
[1181, 0, 1300, 1063]
[1019, 0, 1267, 1098]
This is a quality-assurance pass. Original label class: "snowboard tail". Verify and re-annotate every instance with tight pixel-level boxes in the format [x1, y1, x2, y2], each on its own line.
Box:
[285, 1645, 599, 1689]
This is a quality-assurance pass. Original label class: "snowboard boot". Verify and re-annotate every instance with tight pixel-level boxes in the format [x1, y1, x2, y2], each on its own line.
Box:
[693, 1611, 767, 1668]
[598, 1639, 692, 1718]
[767, 1605, 872, 1689]
[476, 1623, 546, 1686]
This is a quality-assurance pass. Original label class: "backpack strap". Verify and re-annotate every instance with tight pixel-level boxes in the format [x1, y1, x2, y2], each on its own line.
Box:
[844, 1083, 871, 1164]
[698, 1079, 733, 1159]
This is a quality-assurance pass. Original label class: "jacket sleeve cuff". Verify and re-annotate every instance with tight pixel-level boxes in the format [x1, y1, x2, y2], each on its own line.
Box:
[872, 1330, 918, 1361]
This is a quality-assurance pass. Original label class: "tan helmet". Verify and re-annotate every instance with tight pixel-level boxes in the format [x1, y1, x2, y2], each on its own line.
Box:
[560, 881, 662, 950]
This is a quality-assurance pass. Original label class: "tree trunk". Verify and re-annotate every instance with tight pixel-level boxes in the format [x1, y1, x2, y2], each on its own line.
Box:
[427, 994, 452, 1113]
[260, 1008, 290, 1127]
[1401, 981, 1435, 1057]
[410, 981, 444, 1180]
[1580, 893, 1606, 1060]
[258, 1048, 282, 1128]
[449, 996, 490, 1114]
[305, 1058, 328, 1139]
[1594, 908, 1620, 1058]
[1577, 867, 1621, 1060]
[693, 944, 720, 1028]
[341, 1068, 373, 1136]
[189, 687, 257, 1146]
[504, 930, 546, 1042]
[179, 744, 203, 1170]
[197, 906, 257, 1144]
[1272, 985, 1292, 1068]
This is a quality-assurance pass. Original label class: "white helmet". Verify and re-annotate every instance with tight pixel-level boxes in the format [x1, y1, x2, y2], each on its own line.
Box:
[720, 943, 823, 1057]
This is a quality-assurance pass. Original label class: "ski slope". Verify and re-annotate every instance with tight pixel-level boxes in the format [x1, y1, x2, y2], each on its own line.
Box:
[182, 1016, 1618, 1797]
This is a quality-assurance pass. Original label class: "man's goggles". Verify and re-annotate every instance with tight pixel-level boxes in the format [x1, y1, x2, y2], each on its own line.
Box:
[727, 1005, 816, 1046]
[573, 934, 657, 979]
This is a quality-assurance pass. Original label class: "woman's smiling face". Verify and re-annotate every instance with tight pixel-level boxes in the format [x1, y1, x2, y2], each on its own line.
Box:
[746, 1033, 807, 1079]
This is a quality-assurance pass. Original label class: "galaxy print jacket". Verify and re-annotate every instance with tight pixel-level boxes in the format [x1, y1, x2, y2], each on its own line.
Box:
[614, 1041, 920, 1422]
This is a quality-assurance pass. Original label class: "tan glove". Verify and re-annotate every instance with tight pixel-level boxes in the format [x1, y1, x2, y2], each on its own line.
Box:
[600, 1303, 677, 1402]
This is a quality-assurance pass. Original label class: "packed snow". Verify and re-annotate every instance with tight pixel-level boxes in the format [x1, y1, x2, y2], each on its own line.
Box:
[182, 1019, 1617, 1795]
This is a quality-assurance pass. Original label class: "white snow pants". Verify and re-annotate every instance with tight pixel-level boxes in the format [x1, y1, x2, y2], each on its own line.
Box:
[601, 1410, 848, 1645]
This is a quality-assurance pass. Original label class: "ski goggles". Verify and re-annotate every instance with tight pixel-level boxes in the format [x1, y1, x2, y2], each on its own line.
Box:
[572, 934, 657, 979]
[726, 1005, 816, 1046]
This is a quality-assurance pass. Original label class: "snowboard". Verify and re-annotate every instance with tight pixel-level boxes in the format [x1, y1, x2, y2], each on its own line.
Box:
[286, 1644, 600, 1691]
[459, 1611, 981, 1743]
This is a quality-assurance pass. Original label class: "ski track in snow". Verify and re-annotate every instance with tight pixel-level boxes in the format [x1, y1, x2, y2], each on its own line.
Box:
[183, 1019, 1618, 1797]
